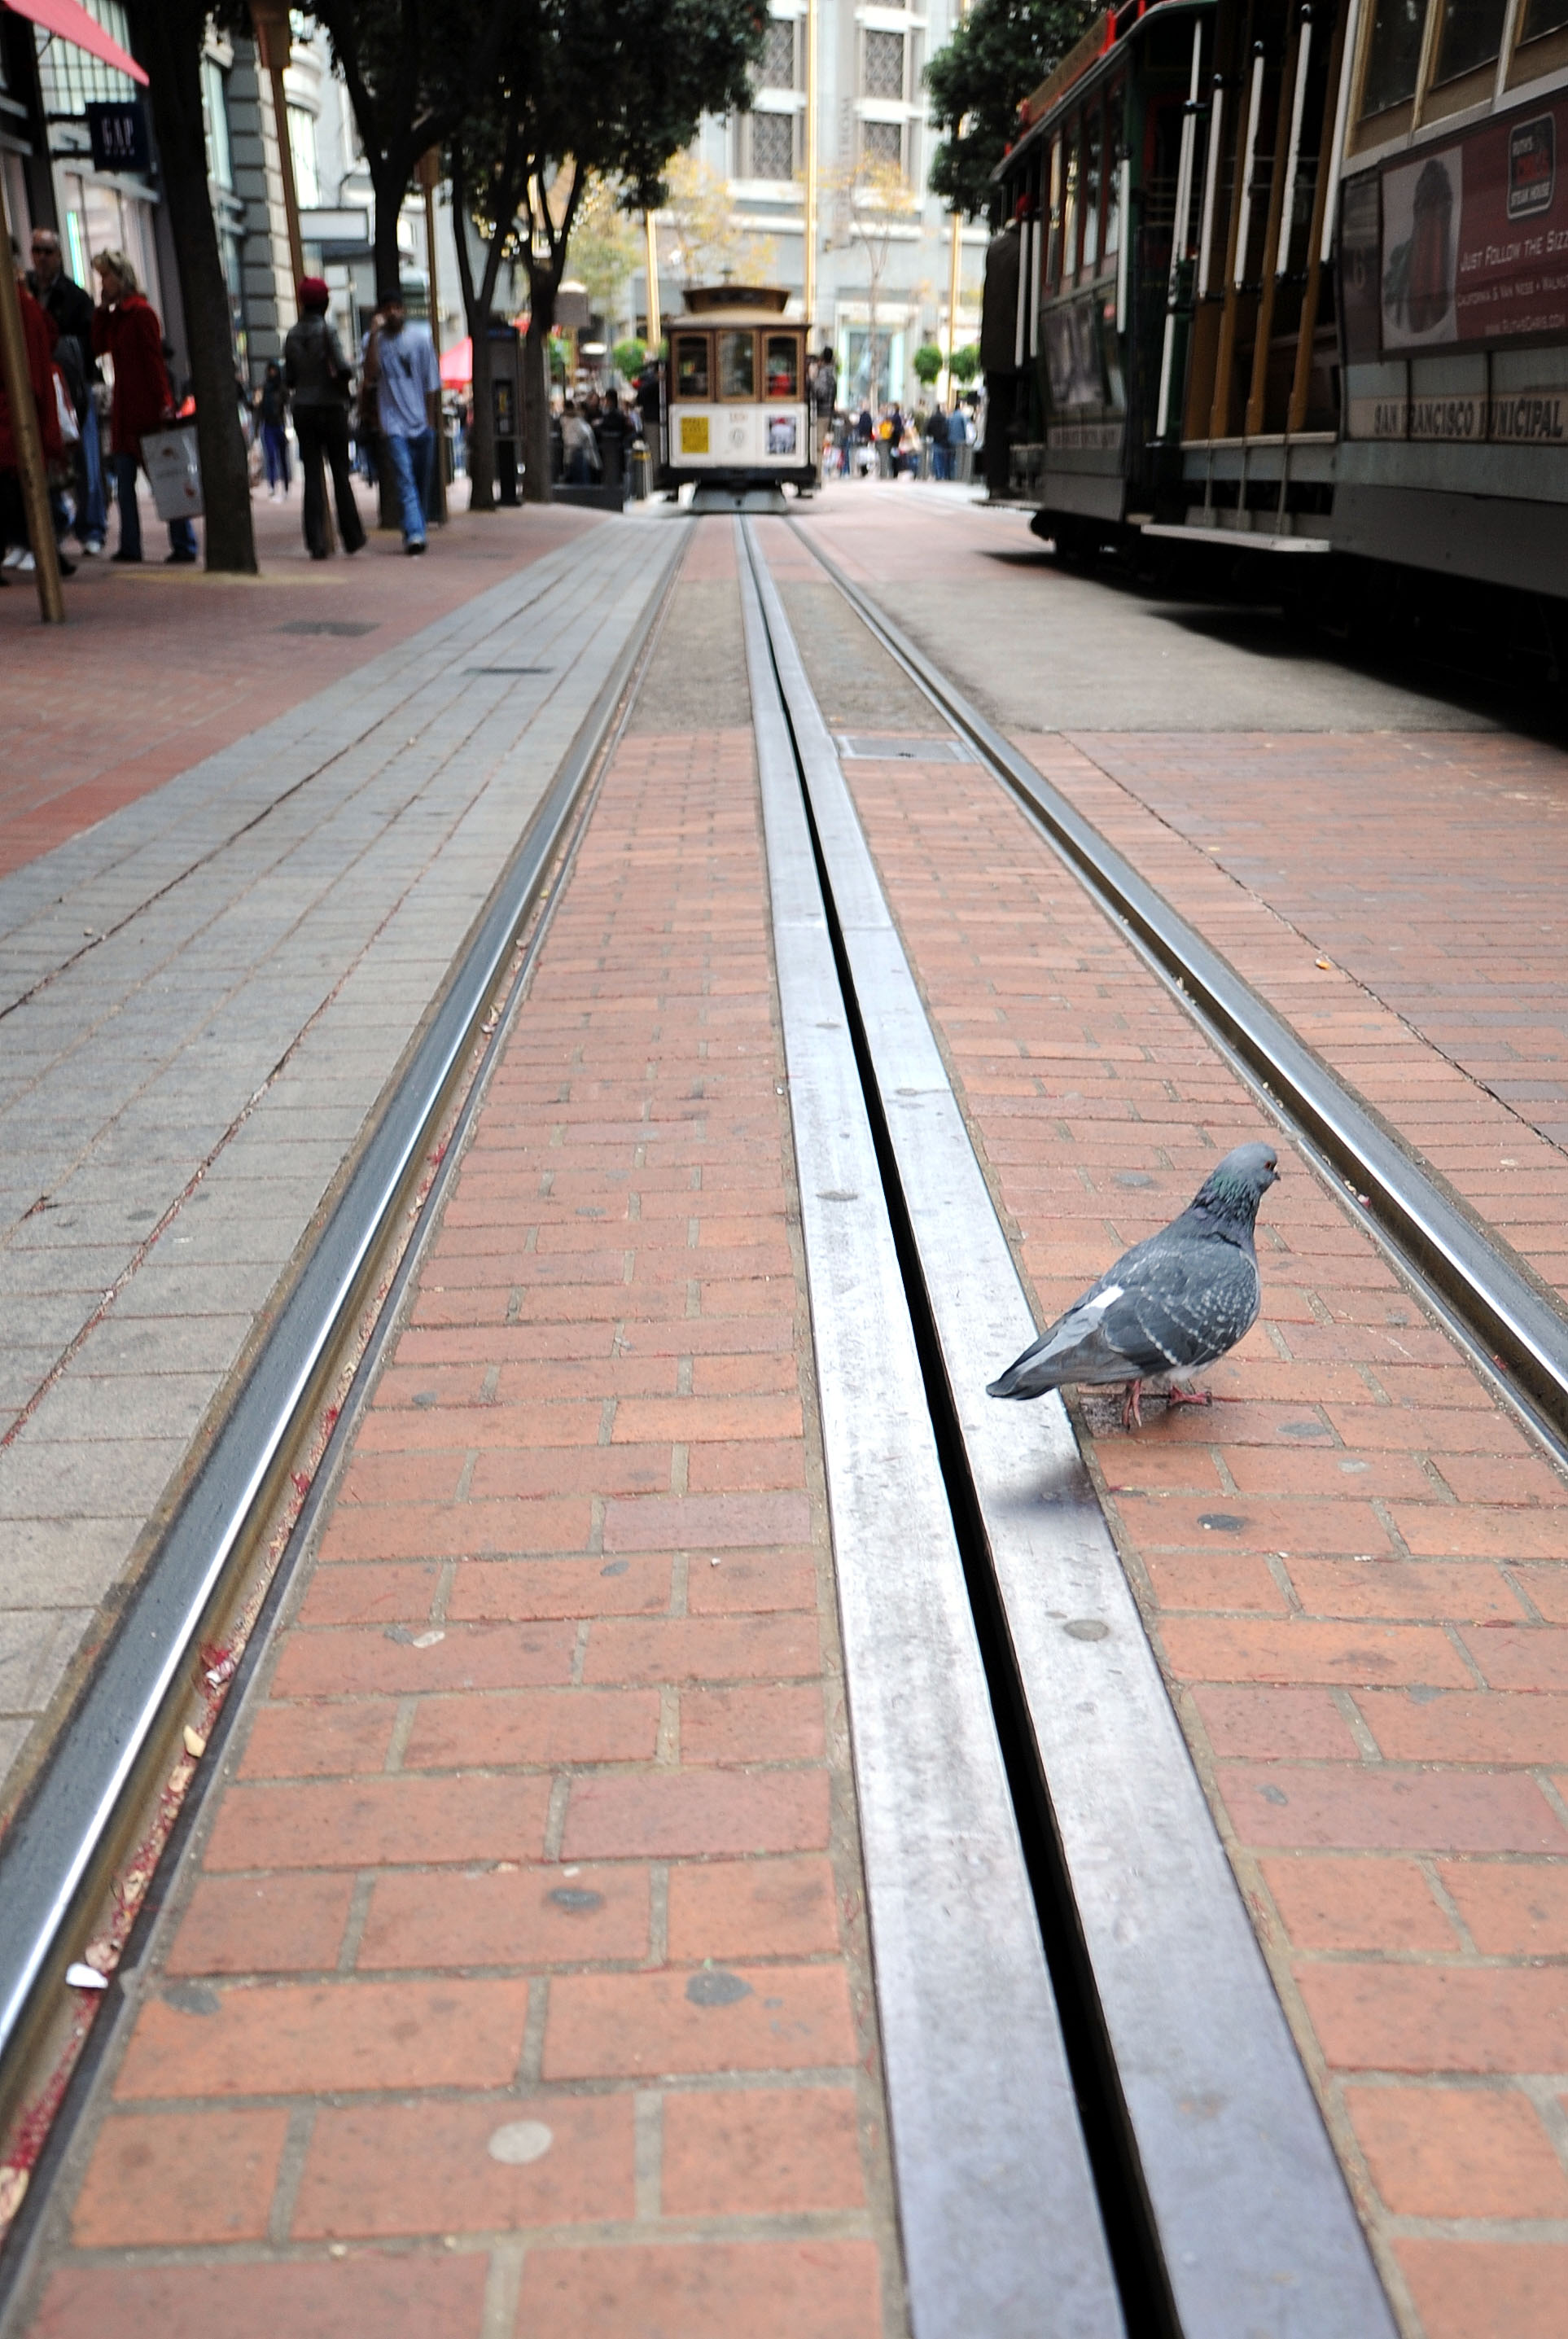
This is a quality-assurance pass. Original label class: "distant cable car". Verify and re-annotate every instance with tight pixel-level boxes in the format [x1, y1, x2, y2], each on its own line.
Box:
[654, 287, 820, 509]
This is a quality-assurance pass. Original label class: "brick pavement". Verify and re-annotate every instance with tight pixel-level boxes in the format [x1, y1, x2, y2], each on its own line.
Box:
[20, 534, 903, 2338]
[801, 493, 1568, 1316]
[821, 717, 1568, 2339]
[0, 479, 598, 878]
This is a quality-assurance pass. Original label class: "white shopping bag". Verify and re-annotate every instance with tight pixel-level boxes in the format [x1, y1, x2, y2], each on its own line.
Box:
[141, 424, 204, 522]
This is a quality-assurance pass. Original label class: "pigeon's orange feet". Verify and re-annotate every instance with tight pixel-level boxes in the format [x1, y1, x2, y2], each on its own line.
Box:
[1120, 1378, 1144, 1430]
[1165, 1386, 1213, 1411]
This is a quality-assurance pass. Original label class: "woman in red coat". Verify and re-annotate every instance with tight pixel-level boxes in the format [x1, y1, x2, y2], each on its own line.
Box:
[91, 248, 196, 564]
[0, 261, 64, 572]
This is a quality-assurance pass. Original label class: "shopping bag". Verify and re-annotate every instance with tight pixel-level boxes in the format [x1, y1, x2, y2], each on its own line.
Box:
[141, 424, 204, 522]
[53, 369, 81, 448]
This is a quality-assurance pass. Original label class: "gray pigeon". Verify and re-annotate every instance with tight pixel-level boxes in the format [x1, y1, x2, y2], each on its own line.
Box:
[987, 1141, 1280, 1428]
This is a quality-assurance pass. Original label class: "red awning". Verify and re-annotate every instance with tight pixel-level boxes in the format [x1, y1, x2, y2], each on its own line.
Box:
[3, 0, 149, 85]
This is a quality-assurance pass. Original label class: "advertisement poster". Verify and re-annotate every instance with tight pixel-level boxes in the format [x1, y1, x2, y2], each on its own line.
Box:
[1381, 99, 1568, 353]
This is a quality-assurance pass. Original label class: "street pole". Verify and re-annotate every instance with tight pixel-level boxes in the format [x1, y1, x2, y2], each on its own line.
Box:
[418, 150, 448, 522]
[252, 2, 304, 294]
[804, 0, 818, 336]
[644, 210, 661, 352]
[0, 173, 64, 624]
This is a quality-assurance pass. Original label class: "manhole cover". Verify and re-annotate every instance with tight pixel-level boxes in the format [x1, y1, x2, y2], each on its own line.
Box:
[276, 619, 379, 637]
[834, 734, 971, 762]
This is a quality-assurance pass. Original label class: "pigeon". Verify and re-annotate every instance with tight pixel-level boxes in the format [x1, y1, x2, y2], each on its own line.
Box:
[987, 1141, 1281, 1428]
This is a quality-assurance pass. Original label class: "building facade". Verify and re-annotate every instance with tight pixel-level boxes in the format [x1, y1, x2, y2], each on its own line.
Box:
[646, 0, 988, 406]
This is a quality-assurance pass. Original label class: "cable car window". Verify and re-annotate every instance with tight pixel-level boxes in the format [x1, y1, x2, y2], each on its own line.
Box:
[764, 335, 799, 396]
[1520, 0, 1568, 40]
[718, 329, 756, 398]
[1431, 0, 1509, 77]
[1082, 106, 1102, 274]
[675, 335, 710, 399]
[1360, 0, 1427, 113]
[1104, 88, 1125, 260]
[1045, 134, 1064, 291]
[1062, 124, 1080, 278]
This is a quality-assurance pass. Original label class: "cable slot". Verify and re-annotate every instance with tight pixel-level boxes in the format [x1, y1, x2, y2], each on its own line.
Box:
[764, 624, 1181, 2339]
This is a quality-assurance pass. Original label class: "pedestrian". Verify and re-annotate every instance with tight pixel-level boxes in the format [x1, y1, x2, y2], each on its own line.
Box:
[0, 239, 65, 580]
[256, 359, 290, 497]
[283, 277, 366, 561]
[90, 249, 196, 564]
[28, 225, 105, 554]
[926, 400, 950, 480]
[560, 399, 598, 486]
[372, 283, 439, 554]
[853, 403, 874, 478]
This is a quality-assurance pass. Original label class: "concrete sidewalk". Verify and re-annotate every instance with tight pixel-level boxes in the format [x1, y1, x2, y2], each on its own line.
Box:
[0, 506, 681, 1833]
[1, 480, 599, 880]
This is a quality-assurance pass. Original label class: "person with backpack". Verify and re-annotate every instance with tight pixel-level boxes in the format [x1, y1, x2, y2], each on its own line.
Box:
[284, 278, 366, 560]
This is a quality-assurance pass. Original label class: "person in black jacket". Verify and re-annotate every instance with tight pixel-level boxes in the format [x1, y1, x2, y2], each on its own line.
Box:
[28, 226, 107, 552]
[283, 278, 366, 558]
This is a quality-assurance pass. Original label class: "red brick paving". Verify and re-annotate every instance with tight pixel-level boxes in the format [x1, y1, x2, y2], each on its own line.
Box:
[825, 710, 1568, 2337]
[27, 541, 899, 2335]
[0, 481, 604, 878]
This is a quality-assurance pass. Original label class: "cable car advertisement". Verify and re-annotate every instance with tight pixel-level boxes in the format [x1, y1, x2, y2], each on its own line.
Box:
[1379, 97, 1568, 353]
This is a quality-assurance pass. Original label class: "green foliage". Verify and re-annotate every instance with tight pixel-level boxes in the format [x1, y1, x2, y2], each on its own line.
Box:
[913, 341, 944, 387]
[548, 333, 569, 382]
[612, 336, 647, 376]
[923, 0, 1096, 221]
[950, 341, 980, 384]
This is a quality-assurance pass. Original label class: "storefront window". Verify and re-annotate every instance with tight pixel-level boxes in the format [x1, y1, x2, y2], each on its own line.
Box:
[1360, 0, 1427, 113]
[718, 329, 756, 398]
[201, 56, 233, 191]
[675, 334, 710, 398]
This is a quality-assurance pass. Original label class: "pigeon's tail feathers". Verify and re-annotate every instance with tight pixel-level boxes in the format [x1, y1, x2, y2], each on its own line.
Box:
[987, 1286, 1124, 1399]
[986, 1349, 1067, 1400]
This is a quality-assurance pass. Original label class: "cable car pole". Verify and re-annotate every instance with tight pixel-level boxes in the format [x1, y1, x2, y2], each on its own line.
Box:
[804, 0, 818, 335]
[0, 171, 64, 624]
[644, 210, 660, 352]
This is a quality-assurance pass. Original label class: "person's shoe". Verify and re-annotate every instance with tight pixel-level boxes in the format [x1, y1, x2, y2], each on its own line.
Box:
[112, 548, 141, 563]
[56, 552, 76, 577]
[80, 537, 107, 558]
[405, 538, 427, 555]
[1, 545, 26, 570]
[164, 548, 197, 565]
[309, 547, 328, 561]
[11, 550, 34, 574]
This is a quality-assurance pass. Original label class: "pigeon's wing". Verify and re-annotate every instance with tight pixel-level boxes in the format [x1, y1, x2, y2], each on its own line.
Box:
[987, 1228, 1259, 1399]
[1096, 1232, 1261, 1376]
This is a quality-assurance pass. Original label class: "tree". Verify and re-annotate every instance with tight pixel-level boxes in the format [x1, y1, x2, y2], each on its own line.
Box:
[612, 335, 648, 377]
[658, 151, 774, 288]
[504, 0, 764, 502]
[913, 341, 944, 388]
[449, 94, 529, 513]
[308, 0, 513, 299]
[826, 155, 919, 408]
[572, 178, 642, 326]
[951, 341, 980, 385]
[924, 0, 1096, 222]
[123, 1, 255, 572]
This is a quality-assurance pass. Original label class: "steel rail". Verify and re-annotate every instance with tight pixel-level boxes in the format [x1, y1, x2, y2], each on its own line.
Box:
[746, 519, 1398, 2337]
[0, 528, 686, 2101]
[789, 522, 1568, 1461]
[737, 520, 1123, 2339]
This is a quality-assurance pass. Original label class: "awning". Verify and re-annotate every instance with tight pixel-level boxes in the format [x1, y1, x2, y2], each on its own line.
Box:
[3, 0, 148, 85]
[440, 335, 471, 388]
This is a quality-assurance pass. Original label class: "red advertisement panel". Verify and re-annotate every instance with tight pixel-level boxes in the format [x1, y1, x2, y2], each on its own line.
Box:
[1381, 96, 1568, 352]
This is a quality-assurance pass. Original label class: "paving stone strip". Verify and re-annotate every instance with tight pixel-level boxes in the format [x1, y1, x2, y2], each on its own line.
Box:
[826, 730, 1568, 2339]
[13, 544, 904, 2338]
[0, 518, 681, 1821]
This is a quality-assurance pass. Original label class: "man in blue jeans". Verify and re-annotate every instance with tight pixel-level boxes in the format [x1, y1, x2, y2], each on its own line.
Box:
[374, 285, 440, 554]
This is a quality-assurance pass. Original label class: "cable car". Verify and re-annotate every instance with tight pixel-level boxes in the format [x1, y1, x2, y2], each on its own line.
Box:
[989, 0, 1568, 615]
[655, 287, 820, 507]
